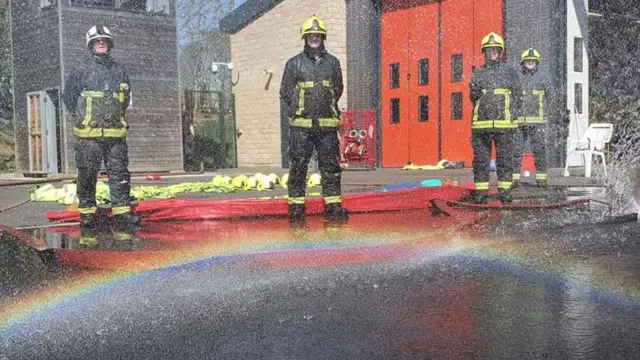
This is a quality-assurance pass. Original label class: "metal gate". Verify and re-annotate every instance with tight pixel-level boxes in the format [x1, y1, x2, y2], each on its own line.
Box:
[183, 90, 237, 170]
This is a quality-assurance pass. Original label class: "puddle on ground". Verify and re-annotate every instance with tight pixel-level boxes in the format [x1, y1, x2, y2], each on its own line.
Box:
[1, 197, 640, 359]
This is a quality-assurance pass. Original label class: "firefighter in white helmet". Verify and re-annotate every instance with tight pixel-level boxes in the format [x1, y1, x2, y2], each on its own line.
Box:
[62, 25, 140, 230]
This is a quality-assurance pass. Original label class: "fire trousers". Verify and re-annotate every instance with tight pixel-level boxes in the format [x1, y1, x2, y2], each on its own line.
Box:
[472, 130, 516, 193]
[75, 138, 132, 216]
[288, 127, 342, 206]
[512, 125, 548, 182]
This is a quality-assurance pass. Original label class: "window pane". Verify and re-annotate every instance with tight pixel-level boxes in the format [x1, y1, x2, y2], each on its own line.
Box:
[574, 37, 583, 72]
[451, 92, 463, 120]
[574, 83, 583, 114]
[451, 54, 463, 82]
[390, 63, 400, 89]
[418, 59, 429, 86]
[418, 96, 429, 122]
[390, 98, 400, 124]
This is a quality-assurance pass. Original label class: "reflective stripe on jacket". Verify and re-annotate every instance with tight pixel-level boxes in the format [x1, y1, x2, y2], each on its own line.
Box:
[280, 50, 343, 129]
[470, 60, 522, 131]
[63, 55, 130, 138]
[516, 69, 551, 125]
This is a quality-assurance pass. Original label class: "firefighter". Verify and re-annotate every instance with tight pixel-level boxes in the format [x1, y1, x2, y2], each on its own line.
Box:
[468, 32, 523, 204]
[62, 25, 140, 229]
[512, 48, 551, 187]
[280, 15, 348, 226]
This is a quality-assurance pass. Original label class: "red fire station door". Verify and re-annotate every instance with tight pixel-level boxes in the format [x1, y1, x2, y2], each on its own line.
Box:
[381, 4, 439, 167]
[381, 0, 504, 168]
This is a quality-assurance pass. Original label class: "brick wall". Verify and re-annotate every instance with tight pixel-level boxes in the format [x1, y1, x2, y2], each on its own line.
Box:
[230, 0, 347, 167]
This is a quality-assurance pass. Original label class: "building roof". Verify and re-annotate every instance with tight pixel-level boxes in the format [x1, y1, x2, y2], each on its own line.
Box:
[219, 0, 285, 34]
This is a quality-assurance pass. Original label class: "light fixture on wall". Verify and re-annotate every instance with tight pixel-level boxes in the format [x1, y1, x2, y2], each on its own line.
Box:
[211, 62, 240, 86]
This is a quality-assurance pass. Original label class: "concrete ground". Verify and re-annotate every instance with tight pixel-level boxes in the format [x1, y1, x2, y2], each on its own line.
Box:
[0, 166, 600, 229]
[5, 165, 640, 360]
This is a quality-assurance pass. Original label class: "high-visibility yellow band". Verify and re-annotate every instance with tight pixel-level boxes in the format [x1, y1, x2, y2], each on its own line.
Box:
[79, 236, 98, 246]
[74, 127, 127, 138]
[81, 90, 104, 97]
[324, 196, 342, 204]
[498, 181, 512, 190]
[112, 205, 131, 215]
[322, 80, 331, 87]
[494, 88, 511, 95]
[512, 173, 521, 180]
[296, 88, 306, 116]
[319, 118, 339, 127]
[289, 118, 312, 128]
[475, 182, 490, 190]
[79, 206, 97, 215]
[288, 197, 306, 205]
[516, 116, 544, 124]
[535, 173, 548, 180]
[82, 97, 93, 127]
[290, 118, 340, 128]
[472, 120, 517, 129]
[297, 81, 315, 88]
[114, 232, 133, 241]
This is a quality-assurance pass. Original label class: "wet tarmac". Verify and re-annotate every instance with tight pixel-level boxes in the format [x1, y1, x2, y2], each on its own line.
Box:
[1, 186, 640, 360]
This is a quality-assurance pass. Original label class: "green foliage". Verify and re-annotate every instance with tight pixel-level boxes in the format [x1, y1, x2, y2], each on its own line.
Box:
[0, 121, 14, 172]
[0, 0, 14, 172]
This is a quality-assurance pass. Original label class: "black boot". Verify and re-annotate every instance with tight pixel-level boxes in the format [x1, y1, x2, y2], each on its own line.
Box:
[80, 214, 99, 230]
[288, 204, 306, 227]
[498, 190, 513, 204]
[113, 212, 142, 229]
[324, 203, 349, 224]
[536, 180, 548, 188]
[462, 190, 488, 204]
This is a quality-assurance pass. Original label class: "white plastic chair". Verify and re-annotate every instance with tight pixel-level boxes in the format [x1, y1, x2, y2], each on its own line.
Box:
[563, 123, 614, 178]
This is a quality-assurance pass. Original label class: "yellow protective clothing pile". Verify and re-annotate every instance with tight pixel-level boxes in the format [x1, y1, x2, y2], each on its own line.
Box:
[218, 172, 322, 190]
[402, 159, 450, 170]
[29, 180, 236, 205]
[29, 172, 324, 205]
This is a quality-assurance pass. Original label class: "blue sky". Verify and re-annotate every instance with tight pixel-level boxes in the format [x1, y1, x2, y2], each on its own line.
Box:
[234, 0, 245, 9]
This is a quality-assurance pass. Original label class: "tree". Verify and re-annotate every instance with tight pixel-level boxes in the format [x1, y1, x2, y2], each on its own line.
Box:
[0, 0, 12, 122]
[178, 0, 236, 47]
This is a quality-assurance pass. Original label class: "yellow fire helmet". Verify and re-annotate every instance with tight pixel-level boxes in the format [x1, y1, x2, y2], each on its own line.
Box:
[301, 15, 327, 39]
[521, 48, 541, 63]
[481, 32, 505, 51]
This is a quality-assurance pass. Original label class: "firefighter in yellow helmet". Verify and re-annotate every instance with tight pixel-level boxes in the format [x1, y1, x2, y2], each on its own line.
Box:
[512, 48, 552, 187]
[280, 15, 347, 226]
[467, 32, 523, 204]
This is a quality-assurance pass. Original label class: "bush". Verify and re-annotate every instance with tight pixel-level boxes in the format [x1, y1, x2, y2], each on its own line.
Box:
[0, 120, 15, 172]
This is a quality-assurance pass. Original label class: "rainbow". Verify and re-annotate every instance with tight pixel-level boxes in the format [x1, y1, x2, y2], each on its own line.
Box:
[2, 225, 640, 336]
